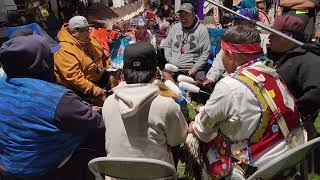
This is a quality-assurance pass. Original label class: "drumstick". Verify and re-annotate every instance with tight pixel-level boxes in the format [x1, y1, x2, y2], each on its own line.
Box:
[165, 63, 179, 72]
[164, 80, 192, 104]
[177, 74, 195, 84]
[179, 82, 211, 95]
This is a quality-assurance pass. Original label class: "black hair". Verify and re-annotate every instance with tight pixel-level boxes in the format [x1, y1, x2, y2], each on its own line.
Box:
[123, 68, 156, 84]
[293, 32, 306, 42]
[222, 26, 262, 62]
[222, 25, 261, 44]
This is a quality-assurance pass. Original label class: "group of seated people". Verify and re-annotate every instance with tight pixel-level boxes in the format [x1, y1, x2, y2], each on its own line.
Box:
[1, 2, 320, 180]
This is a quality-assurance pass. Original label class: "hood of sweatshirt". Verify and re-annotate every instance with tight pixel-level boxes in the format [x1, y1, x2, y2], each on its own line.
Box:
[112, 82, 160, 118]
[57, 23, 82, 47]
[0, 35, 54, 82]
[303, 42, 320, 55]
[272, 42, 320, 66]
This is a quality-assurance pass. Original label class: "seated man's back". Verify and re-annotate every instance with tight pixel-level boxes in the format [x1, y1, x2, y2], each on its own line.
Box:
[0, 35, 104, 179]
[102, 42, 187, 164]
[104, 83, 186, 164]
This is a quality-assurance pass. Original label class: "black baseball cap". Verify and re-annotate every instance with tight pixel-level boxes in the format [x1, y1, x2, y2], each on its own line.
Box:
[124, 42, 157, 70]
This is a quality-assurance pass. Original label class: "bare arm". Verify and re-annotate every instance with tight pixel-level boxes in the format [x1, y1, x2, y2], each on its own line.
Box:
[280, 0, 308, 7]
[291, 0, 316, 9]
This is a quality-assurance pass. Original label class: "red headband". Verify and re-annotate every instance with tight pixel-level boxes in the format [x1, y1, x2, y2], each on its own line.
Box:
[221, 40, 262, 54]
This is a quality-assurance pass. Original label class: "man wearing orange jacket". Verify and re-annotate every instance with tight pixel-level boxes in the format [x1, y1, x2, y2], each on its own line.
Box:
[54, 16, 108, 104]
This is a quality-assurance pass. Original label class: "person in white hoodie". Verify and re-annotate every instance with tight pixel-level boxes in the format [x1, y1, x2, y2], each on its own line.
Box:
[189, 26, 306, 179]
[102, 42, 188, 165]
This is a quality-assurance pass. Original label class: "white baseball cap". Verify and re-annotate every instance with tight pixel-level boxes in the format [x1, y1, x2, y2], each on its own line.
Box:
[68, 16, 92, 30]
[131, 16, 146, 27]
[178, 3, 195, 13]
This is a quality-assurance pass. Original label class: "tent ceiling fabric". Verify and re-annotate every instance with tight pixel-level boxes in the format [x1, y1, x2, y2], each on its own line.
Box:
[87, 0, 145, 24]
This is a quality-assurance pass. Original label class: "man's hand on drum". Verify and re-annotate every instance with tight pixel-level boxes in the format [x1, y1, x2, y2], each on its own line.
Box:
[92, 106, 102, 113]
[203, 79, 214, 87]
[188, 67, 198, 77]
[93, 87, 107, 107]
[95, 87, 106, 97]
[188, 121, 195, 134]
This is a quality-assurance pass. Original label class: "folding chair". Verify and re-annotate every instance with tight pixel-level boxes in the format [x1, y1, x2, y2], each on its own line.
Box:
[207, 46, 217, 65]
[207, 28, 226, 54]
[88, 157, 177, 180]
[207, 28, 226, 66]
[248, 137, 320, 180]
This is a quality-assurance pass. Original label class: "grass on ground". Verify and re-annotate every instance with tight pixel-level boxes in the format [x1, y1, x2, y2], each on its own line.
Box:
[310, 173, 320, 180]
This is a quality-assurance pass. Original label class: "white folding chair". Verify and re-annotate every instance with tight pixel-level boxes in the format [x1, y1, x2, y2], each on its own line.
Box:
[88, 157, 177, 180]
[248, 137, 320, 180]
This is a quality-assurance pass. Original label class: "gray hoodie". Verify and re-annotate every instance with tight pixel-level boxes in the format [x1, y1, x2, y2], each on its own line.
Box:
[164, 18, 211, 70]
[102, 82, 187, 164]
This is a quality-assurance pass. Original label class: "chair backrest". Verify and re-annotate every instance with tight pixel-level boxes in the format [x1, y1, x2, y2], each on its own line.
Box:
[88, 157, 177, 180]
[248, 137, 320, 180]
[207, 46, 217, 65]
[207, 28, 226, 55]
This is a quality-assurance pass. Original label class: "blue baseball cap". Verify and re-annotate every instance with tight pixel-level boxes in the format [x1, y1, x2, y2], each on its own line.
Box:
[234, 8, 258, 20]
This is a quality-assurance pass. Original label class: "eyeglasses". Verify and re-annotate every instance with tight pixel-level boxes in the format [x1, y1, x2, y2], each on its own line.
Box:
[77, 27, 90, 33]
[178, 12, 193, 18]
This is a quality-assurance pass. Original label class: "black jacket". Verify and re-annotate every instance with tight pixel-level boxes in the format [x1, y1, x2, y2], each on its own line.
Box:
[274, 43, 320, 122]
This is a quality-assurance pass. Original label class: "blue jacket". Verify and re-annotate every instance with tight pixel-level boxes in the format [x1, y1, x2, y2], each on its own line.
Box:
[0, 77, 84, 176]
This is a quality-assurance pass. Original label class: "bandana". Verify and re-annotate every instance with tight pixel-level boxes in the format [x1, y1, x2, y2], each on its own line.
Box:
[221, 40, 262, 54]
